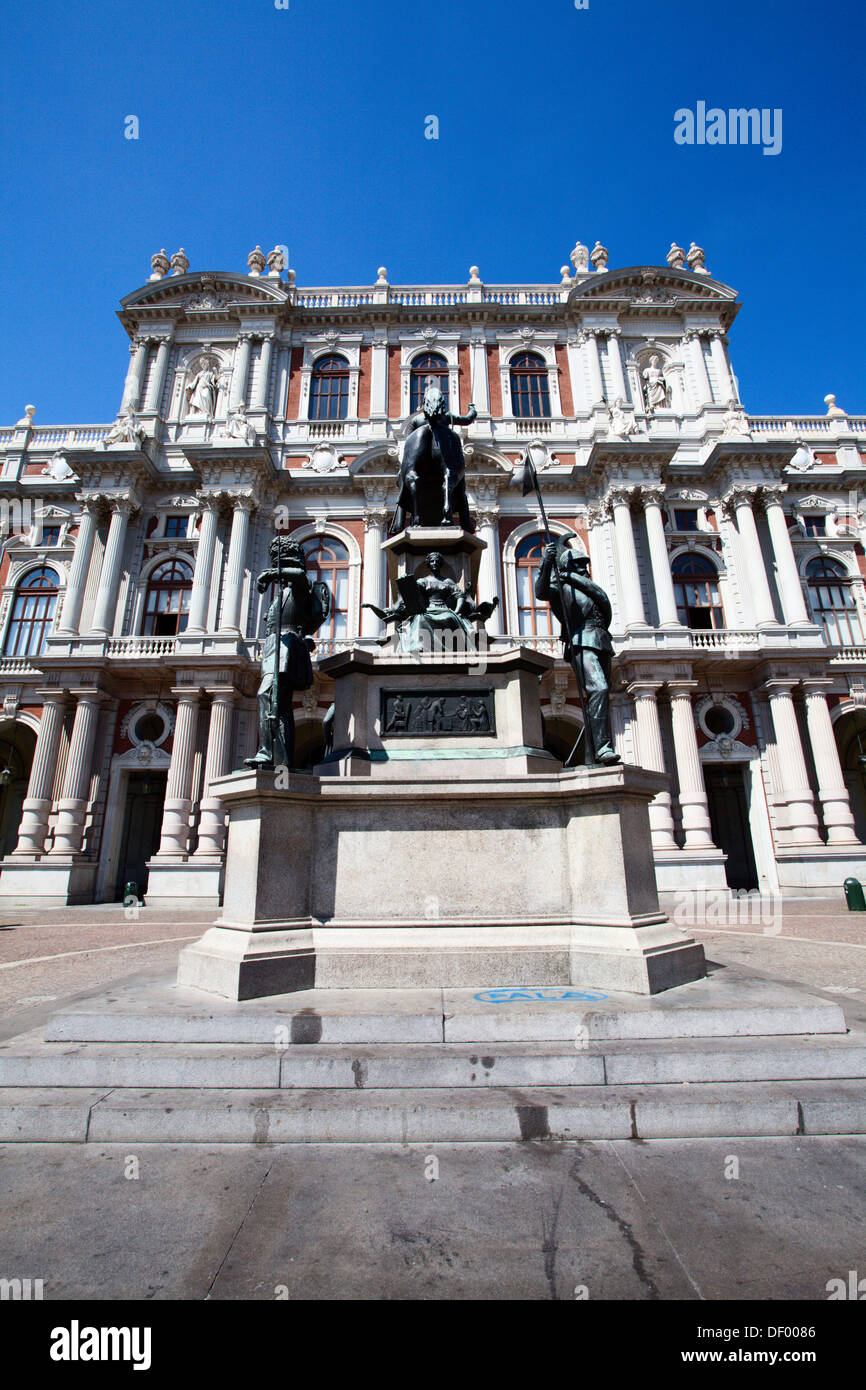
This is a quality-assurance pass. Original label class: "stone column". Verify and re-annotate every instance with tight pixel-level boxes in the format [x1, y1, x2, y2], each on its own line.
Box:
[764, 488, 811, 627]
[725, 487, 778, 628]
[642, 487, 681, 628]
[803, 682, 860, 844]
[470, 334, 490, 414]
[120, 336, 150, 411]
[56, 503, 98, 635]
[764, 680, 822, 845]
[605, 330, 628, 403]
[219, 496, 254, 634]
[668, 681, 716, 848]
[609, 488, 648, 630]
[186, 495, 220, 633]
[580, 330, 605, 406]
[229, 334, 253, 411]
[361, 505, 388, 637]
[90, 499, 134, 638]
[143, 335, 172, 414]
[156, 690, 201, 857]
[628, 681, 678, 848]
[708, 331, 734, 404]
[475, 501, 504, 636]
[685, 331, 713, 408]
[12, 696, 67, 855]
[250, 335, 273, 411]
[195, 691, 235, 857]
[50, 693, 103, 855]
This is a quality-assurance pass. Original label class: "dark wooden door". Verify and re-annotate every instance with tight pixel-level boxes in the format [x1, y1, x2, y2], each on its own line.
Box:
[115, 772, 167, 900]
[704, 764, 759, 891]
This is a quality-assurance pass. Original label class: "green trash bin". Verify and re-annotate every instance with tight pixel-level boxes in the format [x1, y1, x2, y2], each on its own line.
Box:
[844, 877, 866, 912]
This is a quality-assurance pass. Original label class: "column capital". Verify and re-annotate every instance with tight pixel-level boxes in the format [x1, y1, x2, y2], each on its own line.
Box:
[363, 505, 390, 531]
[761, 484, 788, 509]
[606, 483, 637, 510]
[587, 502, 610, 528]
[667, 677, 698, 696]
[801, 678, 834, 696]
[224, 488, 259, 513]
[475, 503, 500, 529]
[640, 484, 667, 508]
[627, 679, 664, 698]
[719, 483, 761, 519]
[170, 685, 203, 702]
[236, 331, 256, 344]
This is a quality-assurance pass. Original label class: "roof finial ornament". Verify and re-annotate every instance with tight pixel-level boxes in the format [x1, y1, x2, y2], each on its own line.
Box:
[149, 249, 170, 281]
[247, 245, 266, 276]
[686, 242, 709, 274]
[667, 242, 686, 270]
[170, 248, 189, 276]
[590, 240, 609, 272]
[468, 266, 482, 285]
[825, 393, 847, 418]
[267, 247, 286, 278]
[570, 241, 589, 274]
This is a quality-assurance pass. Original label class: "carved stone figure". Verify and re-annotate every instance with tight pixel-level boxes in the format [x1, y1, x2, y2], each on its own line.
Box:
[608, 398, 641, 438]
[364, 550, 498, 655]
[150, 249, 170, 280]
[221, 405, 255, 445]
[171, 248, 189, 275]
[570, 241, 589, 274]
[642, 354, 670, 412]
[720, 406, 751, 440]
[788, 439, 815, 472]
[103, 406, 144, 448]
[667, 242, 686, 270]
[185, 364, 219, 419]
[534, 537, 620, 766]
[590, 241, 609, 271]
[246, 537, 331, 770]
[391, 387, 477, 532]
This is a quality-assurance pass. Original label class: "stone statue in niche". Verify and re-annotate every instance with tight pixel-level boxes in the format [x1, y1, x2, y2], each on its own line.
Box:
[245, 536, 331, 770]
[364, 550, 498, 656]
[641, 354, 670, 413]
[391, 387, 477, 532]
[185, 363, 219, 419]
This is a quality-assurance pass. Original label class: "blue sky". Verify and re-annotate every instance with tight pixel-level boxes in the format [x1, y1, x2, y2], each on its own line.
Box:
[1, 0, 863, 423]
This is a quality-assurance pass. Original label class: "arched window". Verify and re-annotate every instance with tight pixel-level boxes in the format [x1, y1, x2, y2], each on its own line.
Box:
[671, 552, 724, 629]
[3, 567, 59, 657]
[510, 352, 551, 419]
[304, 536, 351, 640]
[309, 355, 349, 421]
[515, 533, 555, 636]
[806, 556, 863, 645]
[142, 559, 193, 636]
[410, 352, 449, 413]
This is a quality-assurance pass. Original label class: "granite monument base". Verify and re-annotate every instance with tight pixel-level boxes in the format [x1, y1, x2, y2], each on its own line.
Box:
[177, 761, 705, 1000]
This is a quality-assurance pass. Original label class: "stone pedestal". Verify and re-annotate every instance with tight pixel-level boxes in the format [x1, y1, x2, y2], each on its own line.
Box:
[177, 644, 704, 999]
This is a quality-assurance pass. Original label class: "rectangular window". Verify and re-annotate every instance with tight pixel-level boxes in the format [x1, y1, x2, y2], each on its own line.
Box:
[673, 509, 699, 531]
[802, 516, 826, 537]
[39, 527, 61, 547]
[164, 516, 187, 538]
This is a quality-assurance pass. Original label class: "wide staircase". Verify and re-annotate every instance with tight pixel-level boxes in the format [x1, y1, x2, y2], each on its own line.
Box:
[1, 966, 865, 1142]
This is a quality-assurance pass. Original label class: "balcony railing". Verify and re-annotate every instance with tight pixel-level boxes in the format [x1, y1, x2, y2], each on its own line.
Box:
[104, 635, 178, 658]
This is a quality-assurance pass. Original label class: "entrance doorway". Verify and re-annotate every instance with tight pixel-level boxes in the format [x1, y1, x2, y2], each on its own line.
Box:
[115, 771, 167, 900]
[704, 764, 759, 891]
[0, 722, 36, 859]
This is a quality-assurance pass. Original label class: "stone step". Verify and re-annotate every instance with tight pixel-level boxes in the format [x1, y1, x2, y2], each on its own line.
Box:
[1, 1080, 864, 1143]
[2, 1034, 865, 1089]
[45, 994, 847, 1046]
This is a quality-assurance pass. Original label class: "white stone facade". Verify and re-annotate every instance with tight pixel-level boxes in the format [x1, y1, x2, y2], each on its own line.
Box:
[0, 248, 864, 904]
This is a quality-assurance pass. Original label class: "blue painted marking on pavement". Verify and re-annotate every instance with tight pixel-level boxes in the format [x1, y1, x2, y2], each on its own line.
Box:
[473, 987, 608, 1003]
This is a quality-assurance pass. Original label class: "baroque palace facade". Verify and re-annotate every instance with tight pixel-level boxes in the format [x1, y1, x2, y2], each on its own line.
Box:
[0, 241, 865, 907]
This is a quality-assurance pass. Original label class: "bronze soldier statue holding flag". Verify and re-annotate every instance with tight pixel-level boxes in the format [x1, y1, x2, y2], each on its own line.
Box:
[512, 450, 620, 767]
